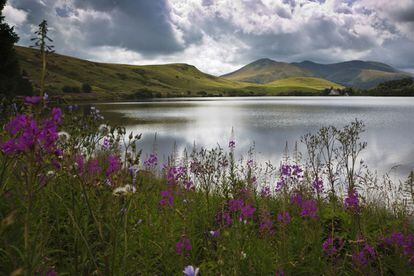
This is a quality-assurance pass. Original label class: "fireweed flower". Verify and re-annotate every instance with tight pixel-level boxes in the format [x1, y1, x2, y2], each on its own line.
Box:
[228, 140, 236, 149]
[88, 159, 102, 175]
[260, 186, 271, 197]
[352, 243, 376, 267]
[382, 232, 414, 262]
[183, 265, 199, 276]
[240, 204, 256, 221]
[228, 198, 244, 212]
[167, 166, 186, 186]
[259, 210, 274, 236]
[277, 211, 291, 225]
[345, 188, 359, 213]
[106, 155, 121, 177]
[312, 177, 324, 193]
[175, 237, 191, 256]
[216, 211, 233, 227]
[144, 153, 158, 167]
[290, 192, 303, 206]
[160, 190, 174, 207]
[300, 199, 318, 218]
[24, 96, 42, 105]
[74, 154, 85, 175]
[322, 237, 344, 259]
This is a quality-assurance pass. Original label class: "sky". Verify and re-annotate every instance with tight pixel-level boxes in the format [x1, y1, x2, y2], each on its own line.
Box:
[3, 0, 414, 76]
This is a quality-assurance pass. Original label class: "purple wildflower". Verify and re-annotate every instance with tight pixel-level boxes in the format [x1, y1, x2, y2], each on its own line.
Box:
[216, 211, 233, 227]
[345, 188, 359, 213]
[352, 244, 376, 267]
[75, 154, 85, 175]
[106, 155, 121, 177]
[183, 265, 199, 276]
[228, 140, 235, 149]
[160, 189, 174, 207]
[209, 230, 220, 238]
[323, 237, 344, 259]
[88, 159, 102, 175]
[290, 192, 303, 206]
[277, 211, 291, 225]
[260, 186, 271, 197]
[312, 177, 324, 193]
[259, 211, 274, 236]
[176, 237, 192, 256]
[300, 199, 318, 218]
[24, 96, 42, 105]
[240, 204, 256, 220]
[144, 153, 158, 167]
[228, 198, 244, 212]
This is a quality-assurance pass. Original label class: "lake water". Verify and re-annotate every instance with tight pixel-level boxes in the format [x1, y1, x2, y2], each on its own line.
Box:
[95, 97, 414, 179]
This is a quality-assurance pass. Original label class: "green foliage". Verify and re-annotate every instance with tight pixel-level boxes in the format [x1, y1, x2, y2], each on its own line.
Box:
[81, 83, 92, 93]
[0, 0, 32, 97]
[0, 104, 414, 274]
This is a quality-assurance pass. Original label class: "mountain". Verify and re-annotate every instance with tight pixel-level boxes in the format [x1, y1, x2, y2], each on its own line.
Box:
[223, 58, 411, 89]
[293, 60, 411, 89]
[15, 46, 343, 99]
[221, 58, 312, 84]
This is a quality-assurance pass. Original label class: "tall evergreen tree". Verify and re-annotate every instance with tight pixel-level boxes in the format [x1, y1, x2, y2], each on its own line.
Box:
[0, 0, 32, 97]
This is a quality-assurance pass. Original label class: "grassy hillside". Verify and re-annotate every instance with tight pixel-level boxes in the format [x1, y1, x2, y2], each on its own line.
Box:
[268, 77, 343, 91]
[294, 60, 411, 89]
[16, 46, 343, 100]
[221, 58, 312, 84]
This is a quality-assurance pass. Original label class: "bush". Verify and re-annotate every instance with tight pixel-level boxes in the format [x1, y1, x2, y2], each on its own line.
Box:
[81, 83, 92, 93]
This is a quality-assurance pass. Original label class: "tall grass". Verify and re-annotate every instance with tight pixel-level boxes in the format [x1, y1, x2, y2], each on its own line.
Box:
[0, 98, 413, 275]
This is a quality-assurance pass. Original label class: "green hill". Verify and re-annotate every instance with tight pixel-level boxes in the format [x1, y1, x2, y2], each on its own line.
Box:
[268, 77, 344, 91]
[223, 58, 411, 89]
[222, 58, 312, 84]
[293, 60, 411, 89]
[15, 46, 344, 100]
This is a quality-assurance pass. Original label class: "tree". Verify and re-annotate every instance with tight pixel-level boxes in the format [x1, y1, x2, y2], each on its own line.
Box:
[81, 83, 92, 93]
[0, 0, 31, 97]
[31, 19, 54, 97]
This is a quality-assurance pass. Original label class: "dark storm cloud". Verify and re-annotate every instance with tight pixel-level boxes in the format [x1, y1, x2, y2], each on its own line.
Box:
[4, 0, 414, 74]
[9, 0, 183, 56]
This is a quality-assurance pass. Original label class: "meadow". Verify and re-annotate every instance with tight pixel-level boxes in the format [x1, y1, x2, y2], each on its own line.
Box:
[0, 97, 414, 275]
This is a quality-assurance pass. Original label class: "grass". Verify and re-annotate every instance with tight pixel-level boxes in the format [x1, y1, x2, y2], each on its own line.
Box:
[16, 46, 343, 100]
[268, 77, 344, 90]
[0, 101, 414, 275]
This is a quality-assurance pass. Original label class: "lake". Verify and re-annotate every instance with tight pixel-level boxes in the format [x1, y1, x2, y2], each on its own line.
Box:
[94, 97, 414, 179]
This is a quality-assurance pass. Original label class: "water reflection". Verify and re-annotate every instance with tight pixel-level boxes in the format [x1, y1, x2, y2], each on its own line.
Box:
[94, 97, 414, 179]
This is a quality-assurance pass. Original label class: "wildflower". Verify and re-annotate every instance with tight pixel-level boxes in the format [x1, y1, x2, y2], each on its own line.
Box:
[43, 93, 49, 101]
[228, 140, 236, 149]
[144, 153, 158, 167]
[300, 199, 318, 218]
[259, 210, 274, 236]
[352, 243, 376, 267]
[260, 186, 271, 197]
[345, 188, 359, 213]
[247, 159, 253, 167]
[290, 192, 303, 206]
[312, 177, 323, 193]
[228, 198, 244, 212]
[240, 204, 256, 220]
[176, 237, 191, 256]
[382, 232, 414, 263]
[24, 96, 42, 105]
[113, 184, 137, 196]
[275, 179, 285, 191]
[58, 131, 70, 141]
[216, 211, 233, 227]
[322, 237, 344, 258]
[277, 211, 291, 225]
[166, 166, 185, 186]
[160, 190, 174, 207]
[209, 230, 220, 238]
[102, 137, 110, 149]
[106, 155, 121, 177]
[183, 265, 199, 276]
[241, 251, 247, 259]
[88, 159, 102, 174]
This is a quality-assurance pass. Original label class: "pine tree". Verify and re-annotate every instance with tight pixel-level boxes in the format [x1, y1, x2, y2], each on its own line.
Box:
[31, 20, 54, 97]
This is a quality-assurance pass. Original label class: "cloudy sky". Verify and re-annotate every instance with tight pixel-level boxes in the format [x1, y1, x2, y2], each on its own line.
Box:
[4, 0, 414, 75]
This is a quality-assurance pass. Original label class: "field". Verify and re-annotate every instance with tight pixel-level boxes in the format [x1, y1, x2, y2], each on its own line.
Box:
[0, 99, 413, 275]
[16, 46, 343, 100]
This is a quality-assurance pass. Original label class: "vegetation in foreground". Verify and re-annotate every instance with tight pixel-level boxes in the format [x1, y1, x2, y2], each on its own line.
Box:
[0, 98, 414, 275]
